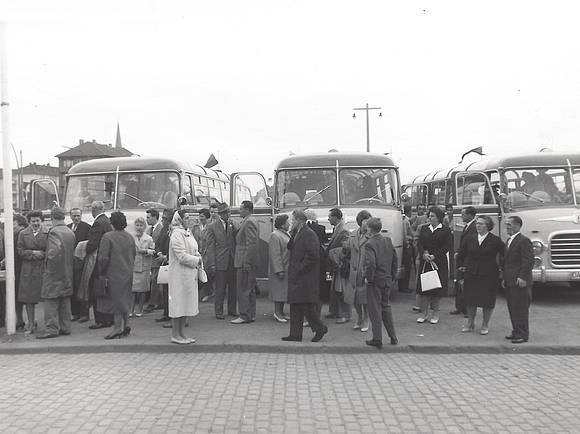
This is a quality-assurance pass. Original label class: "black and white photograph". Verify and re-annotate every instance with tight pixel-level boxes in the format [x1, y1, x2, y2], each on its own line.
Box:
[1, 1, 580, 432]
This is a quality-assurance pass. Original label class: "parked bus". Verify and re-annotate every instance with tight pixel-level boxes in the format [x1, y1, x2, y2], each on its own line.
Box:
[274, 152, 405, 278]
[58, 156, 272, 278]
[403, 150, 580, 287]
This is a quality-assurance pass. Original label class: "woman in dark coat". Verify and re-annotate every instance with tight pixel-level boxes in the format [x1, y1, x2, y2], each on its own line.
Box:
[16, 210, 49, 335]
[456, 215, 504, 335]
[12, 213, 28, 330]
[416, 206, 453, 324]
[97, 212, 136, 339]
[282, 210, 327, 342]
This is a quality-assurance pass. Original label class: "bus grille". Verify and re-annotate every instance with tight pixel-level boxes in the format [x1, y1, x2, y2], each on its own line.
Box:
[551, 233, 580, 267]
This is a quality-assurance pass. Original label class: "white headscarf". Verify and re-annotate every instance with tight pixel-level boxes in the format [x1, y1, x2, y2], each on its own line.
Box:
[170, 210, 188, 234]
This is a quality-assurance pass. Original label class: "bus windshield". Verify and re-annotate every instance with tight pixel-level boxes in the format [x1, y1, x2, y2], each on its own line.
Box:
[503, 167, 576, 208]
[64, 171, 180, 211]
[276, 169, 337, 208]
[340, 168, 398, 205]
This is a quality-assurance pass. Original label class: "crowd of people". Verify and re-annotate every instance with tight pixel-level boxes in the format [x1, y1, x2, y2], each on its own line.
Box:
[0, 200, 534, 346]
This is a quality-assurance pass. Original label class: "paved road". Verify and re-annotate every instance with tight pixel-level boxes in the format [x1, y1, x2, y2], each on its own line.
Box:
[0, 353, 578, 433]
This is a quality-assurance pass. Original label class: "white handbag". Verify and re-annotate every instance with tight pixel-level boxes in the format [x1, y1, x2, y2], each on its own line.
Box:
[420, 260, 442, 292]
[198, 260, 208, 283]
[157, 265, 170, 284]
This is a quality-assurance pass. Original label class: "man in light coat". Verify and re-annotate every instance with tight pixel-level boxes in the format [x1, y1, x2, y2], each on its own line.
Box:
[37, 207, 76, 339]
[231, 201, 259, 324]
[325, 207, 350, 322]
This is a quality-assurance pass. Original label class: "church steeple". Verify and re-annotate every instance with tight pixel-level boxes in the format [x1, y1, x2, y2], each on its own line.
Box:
[115, 122, 122, 148]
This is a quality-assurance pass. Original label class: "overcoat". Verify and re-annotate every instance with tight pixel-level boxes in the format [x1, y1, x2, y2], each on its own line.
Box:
[42, 223, 76, 299]
[268, 229, 290, 302]
[132, 232, 155, 293]
[168, 227, 200, 318]
[234, 216, 259, 269]
[17, 226, 49, 303]
[503, 233, 534, 287]
[97, 229, 136, 314]
[287, 225, 320, 304]
[205, 218, 236, 271]
[345, 229, 370, 305]
[457, 233, 504, 308]
[416, 224, 453, 297]
[363, 233, 398, 288]
[68, 221, 91, 246]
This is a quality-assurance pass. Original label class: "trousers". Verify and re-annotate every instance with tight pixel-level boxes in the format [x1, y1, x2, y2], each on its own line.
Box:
[366, 283, 397, 342]
[214, 268, 237, 316]
[44, 297, 72, 335]
[289, 303, 325, 339]
[506, 285, 531, 340]
[236, 268, 256, 322]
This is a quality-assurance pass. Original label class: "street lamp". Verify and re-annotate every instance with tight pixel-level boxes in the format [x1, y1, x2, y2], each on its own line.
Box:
[352, 103, 382, 152]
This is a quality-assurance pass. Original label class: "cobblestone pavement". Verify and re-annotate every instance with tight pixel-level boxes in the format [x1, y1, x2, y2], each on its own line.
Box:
[1, 353, 579, 433]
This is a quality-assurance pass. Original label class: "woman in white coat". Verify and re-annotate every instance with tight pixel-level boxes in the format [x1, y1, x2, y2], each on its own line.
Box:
[268, 214, 291, 322]
[168, 210, 201, 344]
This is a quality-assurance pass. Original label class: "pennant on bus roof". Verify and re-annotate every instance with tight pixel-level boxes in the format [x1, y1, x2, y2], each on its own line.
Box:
[459, 146, 484, 163]
[204, 153, 219, 168]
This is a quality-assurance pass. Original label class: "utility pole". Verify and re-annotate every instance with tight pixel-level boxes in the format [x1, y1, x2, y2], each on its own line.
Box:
[1, 21, 16, 335]
[352, 103, 382, 152]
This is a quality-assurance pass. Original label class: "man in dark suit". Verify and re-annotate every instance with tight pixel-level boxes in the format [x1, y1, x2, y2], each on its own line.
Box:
[68, 208, 91, 322]
[145, 208, 163, 312]
[86, 201, 114, 329]
[154, 208, 173, 325]
[282, 210, 327, 342]
[503, 216, 534, 344]
[451, 206, 477, 316]
[206, 203, 237, 319]
[364, 218, 398, 348]
[325, 208, 349, 321]
[231, 201, 259, 324]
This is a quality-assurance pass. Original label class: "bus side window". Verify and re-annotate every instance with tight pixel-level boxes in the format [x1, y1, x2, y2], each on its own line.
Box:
[457, 173, 494, 205]
[182, 175, 194, 205]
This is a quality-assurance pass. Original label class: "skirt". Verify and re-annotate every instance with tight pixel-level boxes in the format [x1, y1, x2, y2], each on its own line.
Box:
[132, 271, 151, 293]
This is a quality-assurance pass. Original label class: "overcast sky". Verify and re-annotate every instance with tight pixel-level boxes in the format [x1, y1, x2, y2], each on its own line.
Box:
[2, 0, 580, 183]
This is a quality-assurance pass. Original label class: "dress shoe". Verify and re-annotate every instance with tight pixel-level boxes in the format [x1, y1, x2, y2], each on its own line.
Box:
[353, 323, 361, 330]
[449, 310, 462, 315]
[416, 317, 426, 323]
[505, 334, 516, 340]
[511, 338, 528, 344]
[230, 317, 249, 324]
[412, 306, 421, 313]
[360, 325, 369, 332]
[162, 323, 172, 328]
[480, 327, 489, 335]
[390, 337, 398, 345]
[155, 316, 171, 323]
[312, 325, 328, 342]
[89, 323, 109, 330]
[283, 315, 291, 320]
[201, 295, 211, 303]
[36, 333, 58, 339]
[58, 330, 71, 336]
[104, 330, 124, 340]
[273, 313, 287, 323]
[281, 336, 302, 342]
[215, 314, 225, 320]
[324, 313, 338, 319]
[366, 339, 383, 349]
[461, 325, 474, 333]
[184, 337, 196, 343]
[77, 316, 90, 323]
[429, 317, 439, 324]
[171, 337, 190, 344]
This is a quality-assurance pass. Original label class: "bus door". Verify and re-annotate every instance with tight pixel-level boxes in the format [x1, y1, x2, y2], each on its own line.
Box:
[453, 170, 499, 242]
[229, 172, 273, 281]
[29, 178, 59, 209]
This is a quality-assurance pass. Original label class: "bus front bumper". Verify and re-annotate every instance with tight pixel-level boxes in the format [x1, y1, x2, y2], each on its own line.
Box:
[533, 266, 580, 283]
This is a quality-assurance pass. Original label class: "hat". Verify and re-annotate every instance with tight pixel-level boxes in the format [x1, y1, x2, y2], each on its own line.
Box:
[217, 203, 230, 213]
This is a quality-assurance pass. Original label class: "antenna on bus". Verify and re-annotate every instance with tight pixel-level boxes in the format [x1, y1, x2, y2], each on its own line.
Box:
[458, 146, 484, 163]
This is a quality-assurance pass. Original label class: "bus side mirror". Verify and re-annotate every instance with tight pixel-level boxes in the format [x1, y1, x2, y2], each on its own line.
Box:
[178, 196, 187, 206]
[265, 197, 273, 207]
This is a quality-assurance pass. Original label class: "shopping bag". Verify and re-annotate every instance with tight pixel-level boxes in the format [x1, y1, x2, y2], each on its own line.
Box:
[420, 260, 441, 292]
[157, 265, 170, 284]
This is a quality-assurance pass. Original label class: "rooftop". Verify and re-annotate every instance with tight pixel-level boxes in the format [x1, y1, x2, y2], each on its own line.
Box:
[55, 139, 133, 159]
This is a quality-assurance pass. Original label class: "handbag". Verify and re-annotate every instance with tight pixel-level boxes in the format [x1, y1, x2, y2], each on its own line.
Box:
[198, 260, 208, 283]
[157, 265, 170, 284]
[92, 276, 109, 297]
[420, 260, 442, 292]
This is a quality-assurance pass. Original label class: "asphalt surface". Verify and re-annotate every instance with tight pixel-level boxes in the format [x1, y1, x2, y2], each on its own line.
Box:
[0, 352, 578, 433]
[1, 283, 579, 354]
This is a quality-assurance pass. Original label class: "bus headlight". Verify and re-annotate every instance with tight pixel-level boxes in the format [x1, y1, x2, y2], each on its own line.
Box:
[532, 241, 545, 255]
[533, 257, 542, 268]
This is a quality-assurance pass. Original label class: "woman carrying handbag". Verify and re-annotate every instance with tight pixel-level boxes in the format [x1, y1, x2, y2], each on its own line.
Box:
[416, 206, 453, 324]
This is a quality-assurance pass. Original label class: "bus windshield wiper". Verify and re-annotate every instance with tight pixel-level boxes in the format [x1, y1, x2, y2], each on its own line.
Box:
[304, 185, 331, 204]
